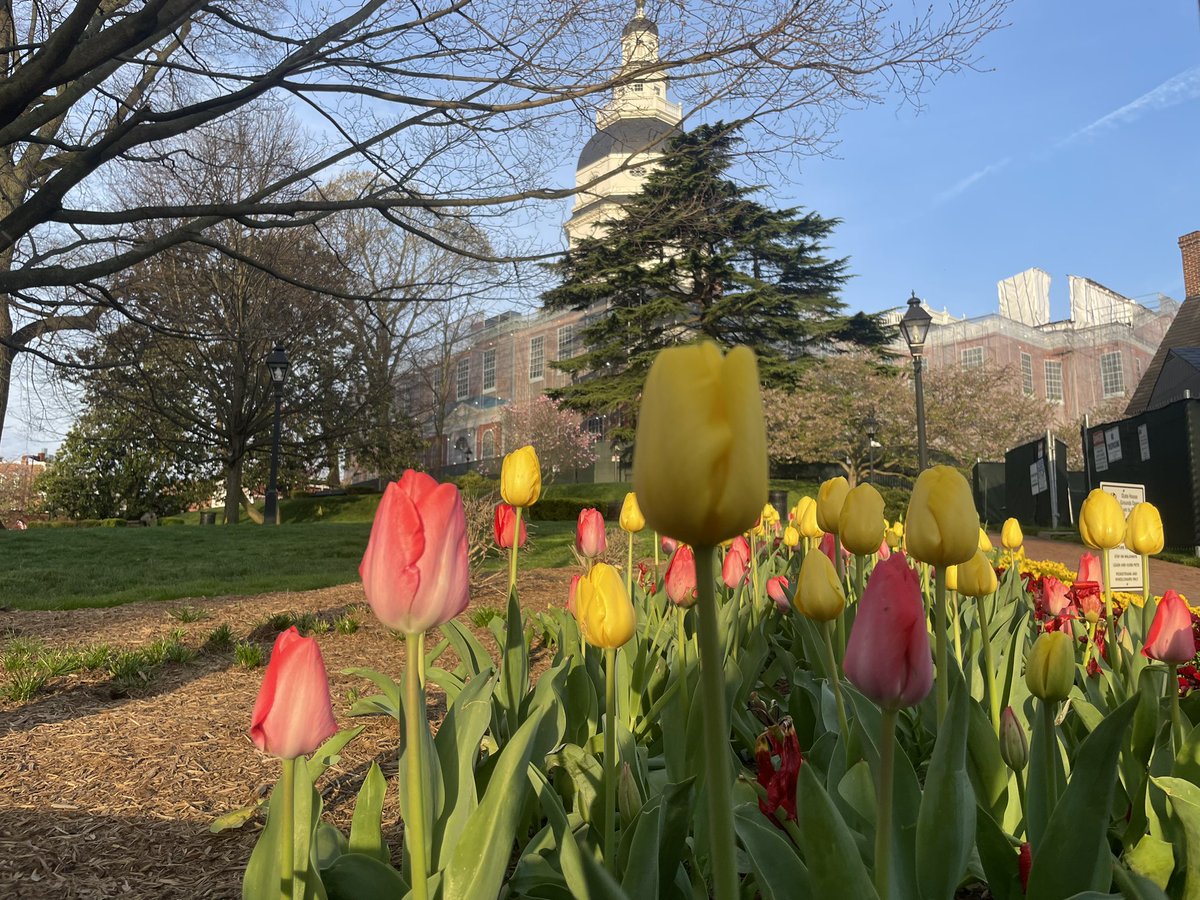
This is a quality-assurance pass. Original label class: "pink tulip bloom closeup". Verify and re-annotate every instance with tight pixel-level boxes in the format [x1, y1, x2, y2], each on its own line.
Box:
[359, 470, 471, 634]
[1077, 552, 1103, 590]
[1041, 575, 1072, 617]
[576, 507, 607, 559]
[819, 532, 851, 566]
[844, 552, 933, 710]
[722, 536, 751, 588]
[661, 536, 679, 555]
[493, 503, 527, 549]
[1143, 590, 1198, 663]
[567, 573, 582, 616]
[250, 627, 338, 759]
[665, 545, 699, 607]
[766, 576, 790, 611]
[877, 540, 891, 561]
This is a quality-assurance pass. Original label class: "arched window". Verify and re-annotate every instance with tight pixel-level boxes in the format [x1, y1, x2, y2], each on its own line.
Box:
[481, 430, 495, 459]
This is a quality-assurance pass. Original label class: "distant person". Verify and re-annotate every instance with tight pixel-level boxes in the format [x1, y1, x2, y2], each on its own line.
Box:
[15, 518, 27, 531]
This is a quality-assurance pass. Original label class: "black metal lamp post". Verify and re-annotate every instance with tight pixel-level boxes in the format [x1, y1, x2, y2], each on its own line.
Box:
[864, 409, 878, 485]
[264, 345, 290, 526]
[899, 292, 933, 472]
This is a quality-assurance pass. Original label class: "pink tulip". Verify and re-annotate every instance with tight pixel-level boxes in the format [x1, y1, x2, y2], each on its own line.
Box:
[722, 536, 751, 588]
[819, 532, 851, 566]
[493, 503, 527, 549]
[359, 470, 470, 634]
[1143, 590, 1197, 663]
[1041, 575, 1072, 617]
[877, 540, 891, 561]
[661, 536, 679, 555]
[665, 545, 698, 608]
[1077, 552, 1103, 590]
[567, 573, 581, 616]
[844, 552, 933, 710]
[767, 576, 790, 611]
[576, 507, 607, 559]
[250, 627, 338, 759]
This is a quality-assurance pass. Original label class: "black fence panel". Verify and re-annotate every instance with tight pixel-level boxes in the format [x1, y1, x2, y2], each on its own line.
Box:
[1005, 435, 1070, 528]
[972, 462, 1006, 526]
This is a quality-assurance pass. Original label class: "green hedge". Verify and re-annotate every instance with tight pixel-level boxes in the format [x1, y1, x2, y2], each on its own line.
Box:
[28, 517, 127, 529]
[527, 497, 613, 522]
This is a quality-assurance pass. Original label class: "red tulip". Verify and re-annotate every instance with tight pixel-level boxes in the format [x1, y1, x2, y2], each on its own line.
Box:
[1077, 553, 1103, 590]
[1018, 843, 1032, 894]
[1073, 581, 1103, 625]
[576, 507, 607, 559]
[567, 573, 581, 616]
[250, 627, 338, 759]
[819, 532, 851, 566]
[766, 576, 789, 611]
[755, 719, 802, 827]
[359, 470, 470, 634]
[665, 545, 698, 608]
[1143, 590, 1198, 663]
[493, 503, 527, 549]
[1041, 575, 1072, 617]
[661, 536, 679, 555]
[844, 552, 933, 710]
[722, 536, 751, 588]
[877, 540, 891, 561]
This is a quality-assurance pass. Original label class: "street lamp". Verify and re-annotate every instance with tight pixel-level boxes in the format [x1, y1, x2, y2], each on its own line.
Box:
[899, 292, 933, 472]
[864, 409, 878, 485]
[264, 345, 290, 526]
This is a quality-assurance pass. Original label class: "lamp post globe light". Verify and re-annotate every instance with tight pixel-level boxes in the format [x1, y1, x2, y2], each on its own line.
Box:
[899, 292, 932, 472]
[864, 408, 878, 485]
[264, 345, 290, 526]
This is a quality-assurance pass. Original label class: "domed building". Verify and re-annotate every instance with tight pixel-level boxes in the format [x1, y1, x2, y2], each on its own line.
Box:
[564, 1, 683, 246]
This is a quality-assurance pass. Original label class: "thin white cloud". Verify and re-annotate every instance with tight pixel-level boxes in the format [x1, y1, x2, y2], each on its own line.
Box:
[1062, 65, 1200, 145]
[935, 157, 1011, 203]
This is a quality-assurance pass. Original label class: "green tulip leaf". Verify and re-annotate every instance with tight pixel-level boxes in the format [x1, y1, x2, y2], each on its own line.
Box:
[1112, 862, 1173, 899]
[1151, 776, 1200, 899]
[308, 727, 367, 782]
[734, 803, 812, 900]
[348, 762, 389, 865]
[440, 620, 496, 681]
[243, 757, 327, 900]
[430, 669, 496, 867]
[973, 806, 1021, 900]
[546, 743, 604, 825]
[314, 823, 347, 869]
[210, 803, 259, 833]
[794, 761, 878, 899]
[342, 668, 402, 719]
[320, 852, 409, 900]
[618, 779, 694, 899]
[1025, 695, 1137, 900]
[1124, 833, 1175, 890]
[965, 698, 1008, 823]
[917, 673, 976, 900]
[497, 585, 530, 741]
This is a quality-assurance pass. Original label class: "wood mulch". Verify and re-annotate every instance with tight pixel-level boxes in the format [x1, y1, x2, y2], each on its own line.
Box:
[0, 569, 573, 900]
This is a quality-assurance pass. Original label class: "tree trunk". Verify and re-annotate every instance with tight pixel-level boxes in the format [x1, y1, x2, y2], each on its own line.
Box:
[223, 461, 241, 524]
[0, 339, 12, 452]
[326, 444, 341, 488]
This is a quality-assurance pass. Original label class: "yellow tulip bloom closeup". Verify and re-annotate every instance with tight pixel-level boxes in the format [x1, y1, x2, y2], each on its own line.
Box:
[575, 563, 636, 649]
[904, 466, 980, 568]
[1125, 502, 1164, 556]
[1079, 489, 1125, 551]
[1000, 518, 1022, 550]
[797, 496, 822, 540]
[978, 528, 993, 554]
[619, 492, 646, 533]
[633, 342, 768, 548]
[816, 476, 850, 534]
[944, 564, 958, 592]
[956, 549, 999, 598]
[782, 525, 800, 549]
[838, 483, 885, 555]
[1025, 632, 1075, 702]
[500, 445, 542, 508]
[793, 549, 846, 622]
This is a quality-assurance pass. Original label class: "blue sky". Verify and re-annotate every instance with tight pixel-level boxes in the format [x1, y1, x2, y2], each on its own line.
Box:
[782, 1, 1200, 322]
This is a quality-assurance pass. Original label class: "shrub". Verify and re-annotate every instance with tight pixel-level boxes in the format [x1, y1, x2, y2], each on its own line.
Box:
[2, 670, 47, 702]
[169, 605, 210, 623]
[205, 624, 236, 651]
[235, 642, 264, 668]
[333, 615, 360, 635]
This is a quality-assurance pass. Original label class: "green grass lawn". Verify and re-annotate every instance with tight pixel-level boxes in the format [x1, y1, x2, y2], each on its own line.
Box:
[0, 523, 372, 610]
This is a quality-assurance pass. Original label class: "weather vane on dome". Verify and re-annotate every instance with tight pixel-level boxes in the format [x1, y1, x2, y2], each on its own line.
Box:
[635, 0, 645, 15]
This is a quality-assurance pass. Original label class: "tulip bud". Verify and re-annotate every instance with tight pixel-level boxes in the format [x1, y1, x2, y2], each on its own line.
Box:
[797, 495, 822, 540]
[567, 573, 581, 616]
[618, 761, 642, 828]
[999, 707, 1028, 772]
[782, 525, 800, 549]
[1125, 502, 1164, 556]
[1001, 518, 1023, 551]
[816, 477, 850, 534]
[844, 552, 933, 709]
[661, 535, 679, 555]
[576, 507, 607, 559]
[1041, 575, 1072, 617]
[756, 502, 780, 536]
[721, 536, 751, 588]
[1025, 632, 1075, 702]
[1076, 552, 1103, 589]
[633, 342, 768, 548]
[250, 627, 338, 759]
[575, 562, 636, 648]
[500, 445, 541, 508]
[838, 483, 886, 556]
[794, 550, 845, 621]
[1142, 590, 1197, 663]
[664, 545, 698, 607]
[944, 565, 958, 592]
[978, 528, 993, 554]
[493, 503, 527, 549]
[1079, 489, 1125, 551]
[905, 466, 980, 568]
[619, 492, 646, 533]
[766, 576, 790, 612]
[956, 549, 999, 598]
[885, 519, 904, 550]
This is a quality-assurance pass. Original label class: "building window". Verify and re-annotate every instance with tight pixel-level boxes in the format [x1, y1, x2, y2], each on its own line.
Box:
[529, 335, 544, 381]
[482, 349, 496, 392]
[1101, 351, 1124, 397]
[633, 83, 643, 92]
[558, 325, 577, 360]
[1020, 352, 1034, 396]
[1045, 360, 1063, 403]
[960, 347, 984, 369]
[585, 415, 604, 436]
[455, 357, 469, 401]
[481, 430, 495, 459]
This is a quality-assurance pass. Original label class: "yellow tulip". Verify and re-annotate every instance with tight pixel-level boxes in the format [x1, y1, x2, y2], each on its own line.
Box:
[978, 528, 993, 554]
[793, 549, 846, 621]
[1000, 518, 1022, 550]
[1079, 489, 1125, 551]
[575, 562, 636, 649]
[500, 445, 541, 508]
[816, 477, 850, 534]
[633, 342, 768, 547]
[796, 496, 822, 540]
[944, 564, 958, 592]
[956, 549, 999, 598]
[755, 502, 780, 536]
[619, 492, 645, 533]
[782, 525, 800, 549]
[885, 519, 904, 550]
[904, 466, 980, 568]
[1025, 632, 1075, 702]
[838, 483, 885, 555]
[1125, 502, 1164, 556]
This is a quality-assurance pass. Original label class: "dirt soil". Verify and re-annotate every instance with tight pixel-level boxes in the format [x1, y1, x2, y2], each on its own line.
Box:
[0, 568, 572, 900]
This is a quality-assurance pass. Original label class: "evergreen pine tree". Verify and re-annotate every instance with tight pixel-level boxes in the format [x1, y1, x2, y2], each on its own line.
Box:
[542, 122, 886, 442]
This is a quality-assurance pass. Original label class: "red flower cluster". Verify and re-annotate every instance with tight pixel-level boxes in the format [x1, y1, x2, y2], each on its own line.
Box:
[636, 560, 657, 596]
[754, 718, 802, 828]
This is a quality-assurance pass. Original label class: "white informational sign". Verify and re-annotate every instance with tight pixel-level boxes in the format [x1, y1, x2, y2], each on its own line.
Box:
[1105, 427, 1123, 463]
[1099, 481, 1145, 591]
[1029, 460, 1047, 495]
[1092, 431, 1109, 472]
[1138, 424, 1150, 462]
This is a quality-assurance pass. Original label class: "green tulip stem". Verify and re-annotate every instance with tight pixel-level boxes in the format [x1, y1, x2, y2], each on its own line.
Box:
[626, 530, 635, 605]
[977, 591, 1000, 734]
[693, 545, 738, 900]
[934, 567, 948, 724]
[507, 507, 523, 596]
[1102, 548, 1117, 670]
[1041, 699, 1059, 812]
[853, 554, 866, 604]
[822, 620, 851, 753]
[749, 532, 762, 627]
[1169, 663, 1183, 755]
[404, 632, 430, 900]
[950, 589, 962, 664]
[604, 646, 618, 871]
[677, 608, 690, 712]
[654, 531, 661, 576]
[1013, 765, 1028, 838]
[1142, 554, 1151, 609]
[874, 706, 899, 900]
[648, 597, 673, 655]
[279, 755, 295, 900]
